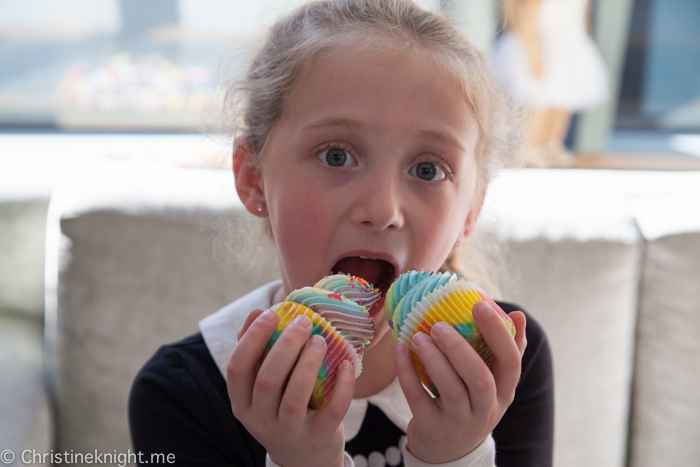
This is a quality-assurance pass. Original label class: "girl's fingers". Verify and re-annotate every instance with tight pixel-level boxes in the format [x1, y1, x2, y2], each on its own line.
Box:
[227, 309, 279, 414]
[429, 322, 495, 415]
[279, 334, 327, 424]
[252, 315, 313, 418]
[237, 308, 266, 341]
[394, 342, 438, 420]
[509, 311, 528, 356]
[472, 302, 523, 405]
[409, 330, 472, 413]
[314, 358, 356, 433]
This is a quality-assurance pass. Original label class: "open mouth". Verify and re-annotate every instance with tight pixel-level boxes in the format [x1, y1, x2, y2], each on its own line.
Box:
[331, 256, 396, 317]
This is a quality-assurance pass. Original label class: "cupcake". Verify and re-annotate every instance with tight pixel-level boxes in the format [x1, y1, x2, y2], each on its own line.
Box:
[260, 275, 379, 409]
[385, 270, 515, 396]
[315, 273, 381, 311]
[285, 286, 376, 356]
[385, 269, 457, 341]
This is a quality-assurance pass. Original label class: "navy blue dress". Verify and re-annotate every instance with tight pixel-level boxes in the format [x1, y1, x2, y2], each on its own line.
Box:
[129, 304, 553, 466]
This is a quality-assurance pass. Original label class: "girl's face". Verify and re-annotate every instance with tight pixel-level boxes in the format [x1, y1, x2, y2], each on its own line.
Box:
[245, 46, 482, 347]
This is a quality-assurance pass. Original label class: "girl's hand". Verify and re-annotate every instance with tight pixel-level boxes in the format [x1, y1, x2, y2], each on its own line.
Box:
[228, 309, 355, 467]
[394, 301, 527, 464]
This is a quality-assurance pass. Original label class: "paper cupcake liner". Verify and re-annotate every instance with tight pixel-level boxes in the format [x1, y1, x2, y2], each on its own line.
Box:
[396, 280, 515, 396]
[387, 270, 458, 342]
[285, 286, 376, 357]
[261, 301, 362, 409]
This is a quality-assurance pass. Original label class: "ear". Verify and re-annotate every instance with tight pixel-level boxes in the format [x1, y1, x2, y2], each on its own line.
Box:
[233, 138, 267, 217]
[454, 186, 487, 248]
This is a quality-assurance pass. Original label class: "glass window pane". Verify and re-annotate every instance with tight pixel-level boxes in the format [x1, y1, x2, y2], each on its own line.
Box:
[618, 0, 700, 131]
[1, 0, 438, 131]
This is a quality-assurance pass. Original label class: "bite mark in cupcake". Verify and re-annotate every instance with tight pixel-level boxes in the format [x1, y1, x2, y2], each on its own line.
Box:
[330, 255, 397, 317]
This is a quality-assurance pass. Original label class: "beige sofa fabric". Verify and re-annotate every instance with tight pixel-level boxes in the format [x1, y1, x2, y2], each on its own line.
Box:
[0, 200, 49, 319]
[0, 314, 52, 465]
[0, 159, 61, 319]
[44, 163, 700, 467]
[0, 159, 60, 464]
[484, 170, 642, 467]
[628, 193, 700, 467]
[505, 237, 640, 467]
[45, 162, 279, 456]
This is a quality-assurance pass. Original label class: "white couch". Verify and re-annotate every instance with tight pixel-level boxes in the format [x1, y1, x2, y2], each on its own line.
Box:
[4, 160, 700, 466]
[0, 159, 58, 465]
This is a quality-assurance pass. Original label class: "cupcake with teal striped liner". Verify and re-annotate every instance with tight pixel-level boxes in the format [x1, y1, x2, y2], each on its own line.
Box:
[385, 269, 457, 340]
[385, 270, 515, 396]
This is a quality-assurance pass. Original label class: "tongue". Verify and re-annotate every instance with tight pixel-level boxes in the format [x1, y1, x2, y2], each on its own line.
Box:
[333, 257, 391, 289]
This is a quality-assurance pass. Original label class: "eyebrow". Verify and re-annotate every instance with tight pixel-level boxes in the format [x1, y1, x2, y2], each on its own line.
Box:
[303, 117, 468, 152]
[415, 129, 468, 152]
[303, 117, 367, 131]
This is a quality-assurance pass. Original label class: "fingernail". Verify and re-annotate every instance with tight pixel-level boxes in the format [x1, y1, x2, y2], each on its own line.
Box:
[395, 343, 408, 356]
[291, 315, 311, 328]
[474, 302, 492, 317]
[340, 360, 352, 371]
[308, 335, 325, 349]
[432, 322, 450, 336]
[412, 332, 428, 347]
[260, 309, 277, 322]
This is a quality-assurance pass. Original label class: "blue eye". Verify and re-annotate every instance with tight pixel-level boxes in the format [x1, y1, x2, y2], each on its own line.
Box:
[318, 148, 357, 167]
[410, 162, 446, 181]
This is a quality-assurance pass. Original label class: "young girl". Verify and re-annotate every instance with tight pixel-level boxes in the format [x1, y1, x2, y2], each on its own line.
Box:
[129, 1, 554, 466]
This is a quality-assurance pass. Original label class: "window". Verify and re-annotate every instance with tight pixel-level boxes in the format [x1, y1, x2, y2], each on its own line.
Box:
[0, 0, 440, 131]
[618, 0, 700, 132]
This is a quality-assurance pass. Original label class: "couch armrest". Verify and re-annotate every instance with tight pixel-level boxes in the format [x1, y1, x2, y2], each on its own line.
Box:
[629, 192, 700, 467]
[0, 314, 52, 465]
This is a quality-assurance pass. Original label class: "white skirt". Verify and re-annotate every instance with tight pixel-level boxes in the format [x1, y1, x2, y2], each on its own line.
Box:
[491, 30, 609, 111]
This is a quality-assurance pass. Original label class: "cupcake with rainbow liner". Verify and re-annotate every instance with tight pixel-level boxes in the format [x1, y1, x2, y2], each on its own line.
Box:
[385, 269, 516, 396]
[260, 274, 380, 409]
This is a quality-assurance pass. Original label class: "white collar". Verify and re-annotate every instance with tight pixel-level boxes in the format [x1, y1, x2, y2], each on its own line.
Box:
[199, 281, 413, 440]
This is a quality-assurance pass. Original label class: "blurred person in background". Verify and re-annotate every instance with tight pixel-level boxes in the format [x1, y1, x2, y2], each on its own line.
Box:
[492, 0, 609, 167]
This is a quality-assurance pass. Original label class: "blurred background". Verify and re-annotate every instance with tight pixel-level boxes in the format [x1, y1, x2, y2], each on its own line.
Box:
[2, 1, 700, 467]
[0, 0, 699, 164]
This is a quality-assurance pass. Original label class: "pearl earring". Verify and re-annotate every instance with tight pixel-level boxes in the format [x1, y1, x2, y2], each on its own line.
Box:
[254, 202, 264, 213]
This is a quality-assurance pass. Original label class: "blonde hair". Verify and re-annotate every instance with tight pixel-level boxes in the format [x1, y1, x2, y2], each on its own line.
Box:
[223, 0, 523, 296]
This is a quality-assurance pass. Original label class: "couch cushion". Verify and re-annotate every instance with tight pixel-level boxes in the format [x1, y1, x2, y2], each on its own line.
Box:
[46, 163, 699, 467]
[45, 162, 280, 455]
[483, 169, 642, 467]
[628, 191, 700, 467]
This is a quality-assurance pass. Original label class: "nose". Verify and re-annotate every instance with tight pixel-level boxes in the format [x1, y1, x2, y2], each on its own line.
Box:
[348, 173, 405, 231]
